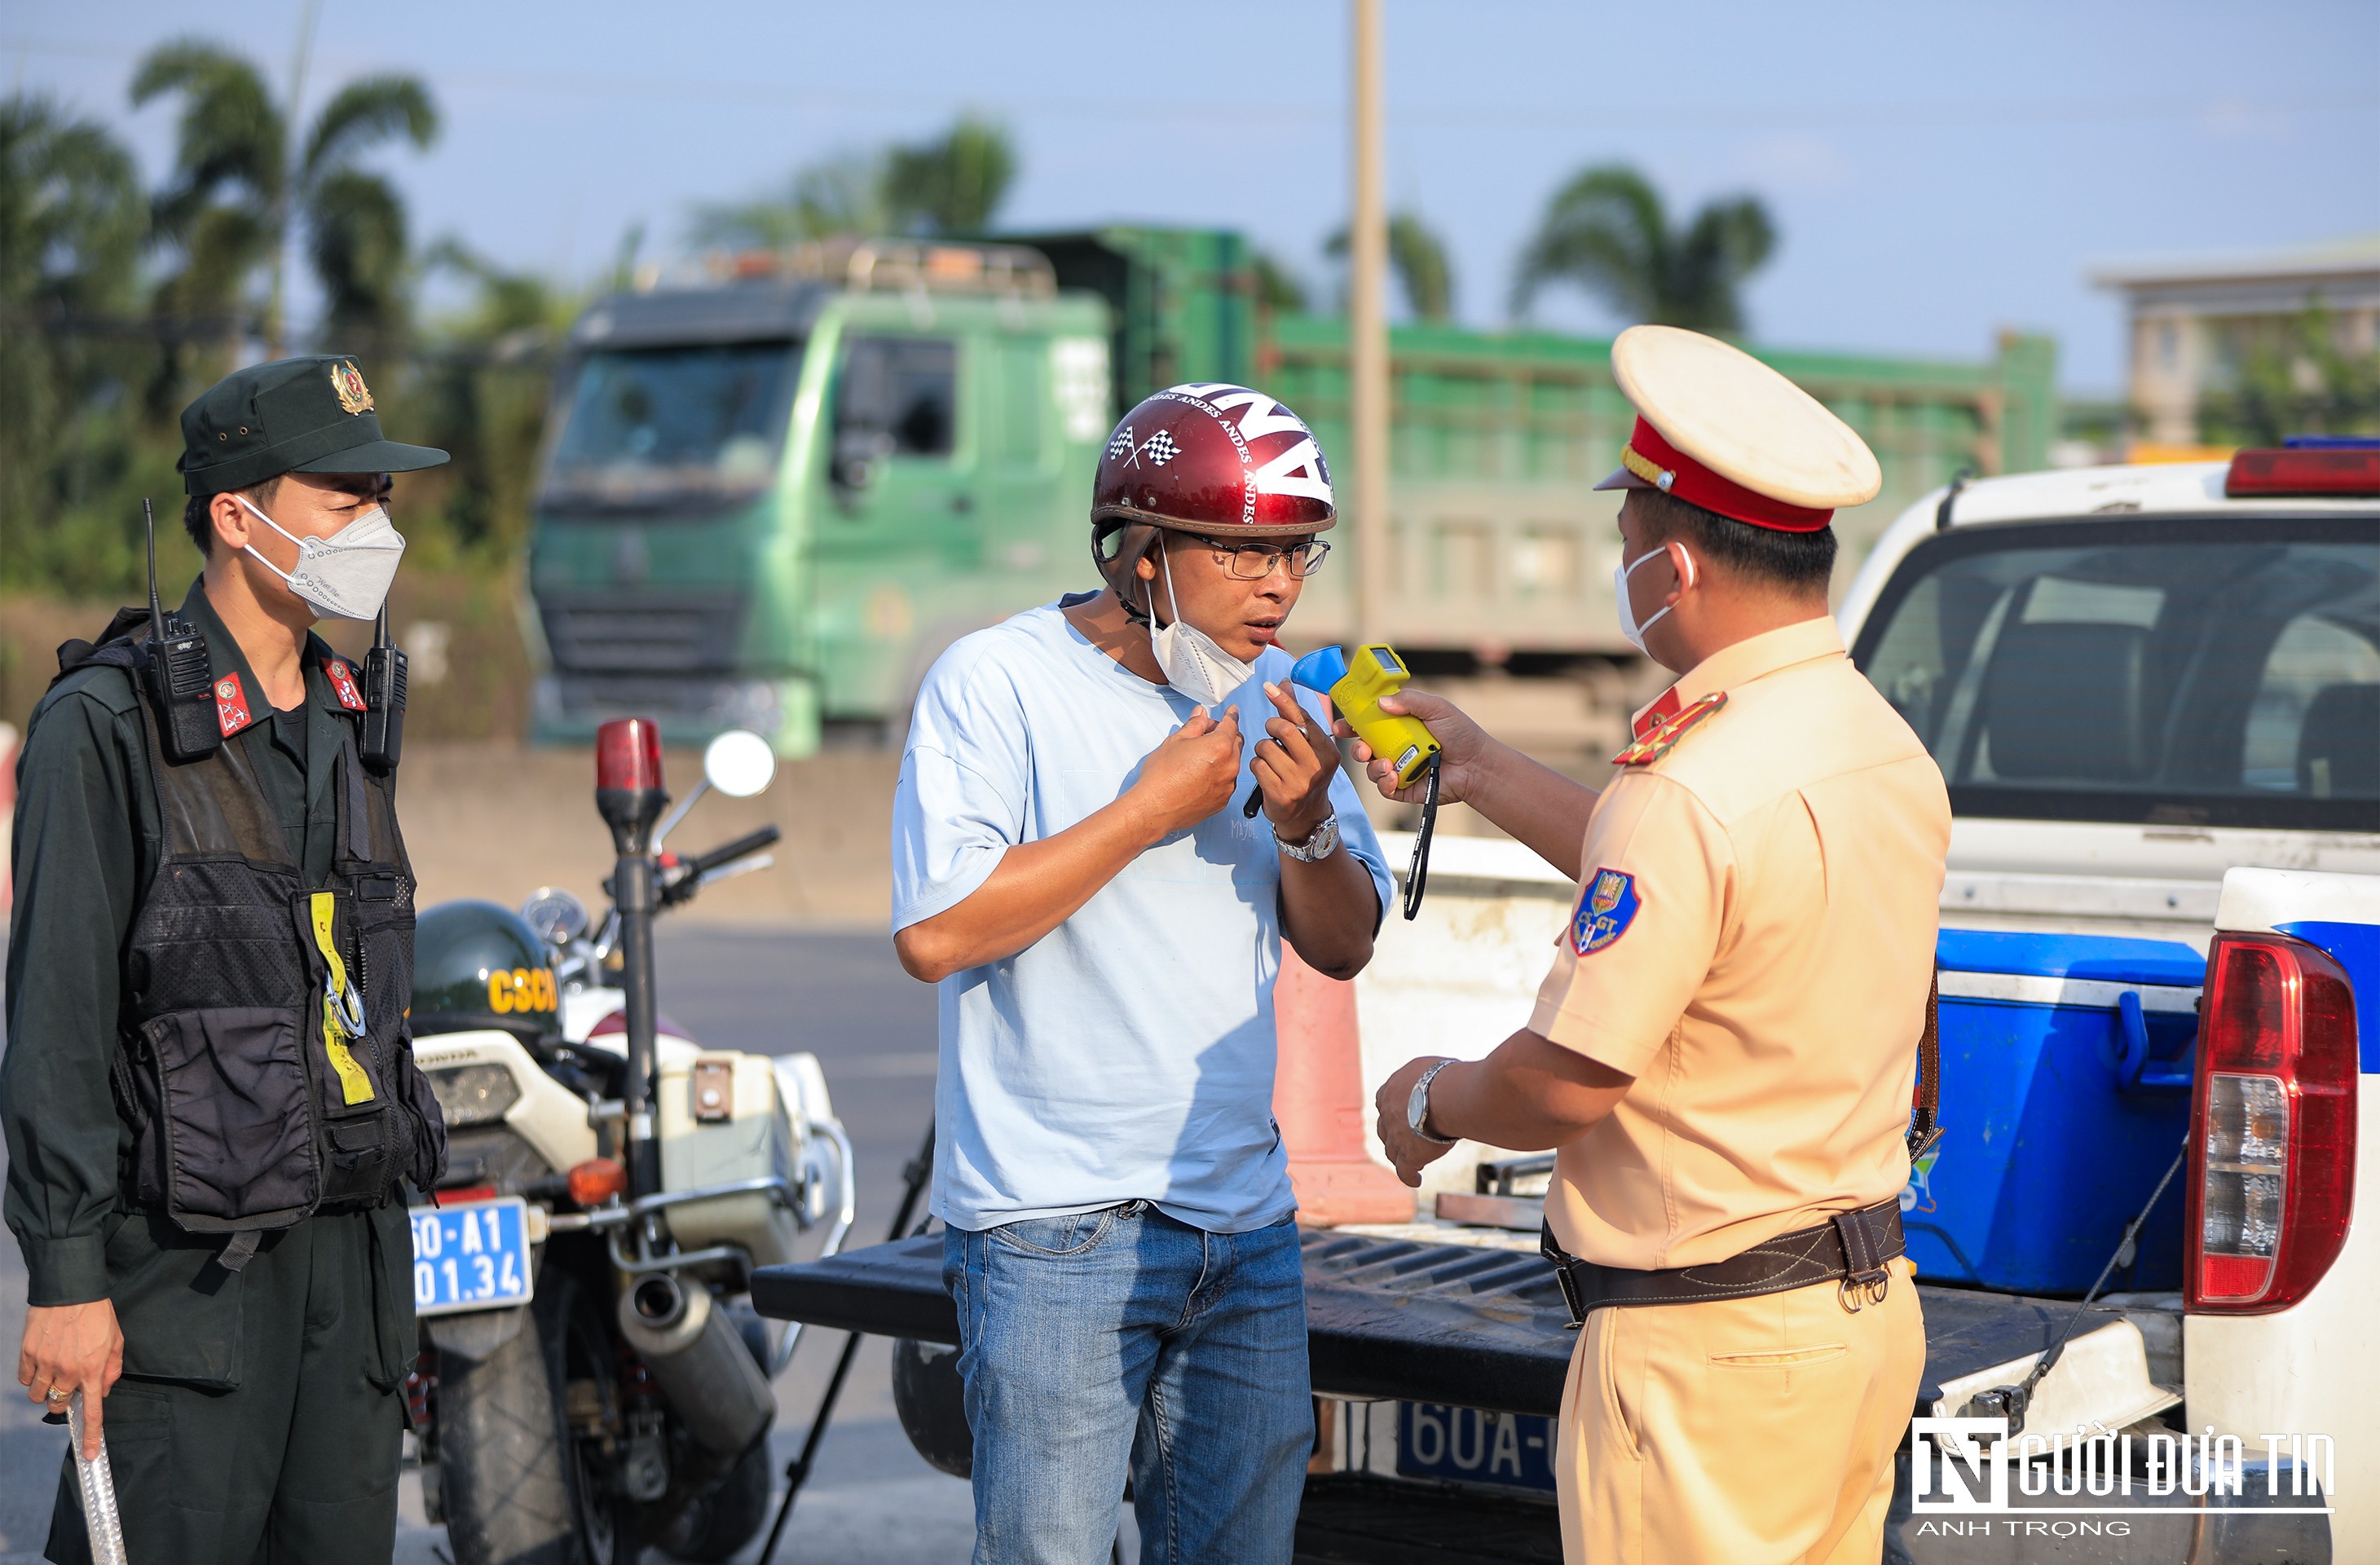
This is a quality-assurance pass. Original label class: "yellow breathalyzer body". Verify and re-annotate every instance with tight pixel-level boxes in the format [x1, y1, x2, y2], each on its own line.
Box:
[1290, 644, 1440, 787]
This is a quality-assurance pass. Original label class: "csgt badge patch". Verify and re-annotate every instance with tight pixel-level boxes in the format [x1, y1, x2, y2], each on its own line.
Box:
[1571, 867, 1640, 955]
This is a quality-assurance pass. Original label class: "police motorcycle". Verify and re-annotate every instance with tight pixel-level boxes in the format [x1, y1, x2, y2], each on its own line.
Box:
[404, 725, 854, 1565]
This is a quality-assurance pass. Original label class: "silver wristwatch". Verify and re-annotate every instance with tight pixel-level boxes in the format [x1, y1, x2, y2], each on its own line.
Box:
[1407, 1059, 1457, 1145]
[1275, 813, 1341, 862]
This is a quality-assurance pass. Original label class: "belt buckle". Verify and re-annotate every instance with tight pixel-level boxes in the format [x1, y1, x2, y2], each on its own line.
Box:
[1540, 1225, 1589, 1329]
[1550, 1260, 1588, 1329]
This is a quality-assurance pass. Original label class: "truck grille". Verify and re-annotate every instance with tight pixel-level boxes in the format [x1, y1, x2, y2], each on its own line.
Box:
[539, 589, 747, 674]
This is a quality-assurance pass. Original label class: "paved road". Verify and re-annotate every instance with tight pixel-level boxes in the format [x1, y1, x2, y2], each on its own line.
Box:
[0, 925, 984, 1564]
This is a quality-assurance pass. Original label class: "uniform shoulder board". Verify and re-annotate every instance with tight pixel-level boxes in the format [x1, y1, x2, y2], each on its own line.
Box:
[1612, 690, 1727, 767]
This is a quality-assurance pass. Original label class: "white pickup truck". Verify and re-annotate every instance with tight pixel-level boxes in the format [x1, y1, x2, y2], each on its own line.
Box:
[756, 443, 2378, 1564]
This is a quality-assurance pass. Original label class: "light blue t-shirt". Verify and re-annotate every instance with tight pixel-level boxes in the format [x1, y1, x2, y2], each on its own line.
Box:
[892, 597, 1391, 1236]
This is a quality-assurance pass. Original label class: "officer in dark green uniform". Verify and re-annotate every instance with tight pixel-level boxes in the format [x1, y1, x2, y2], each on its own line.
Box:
[2, 355, 452, 1564]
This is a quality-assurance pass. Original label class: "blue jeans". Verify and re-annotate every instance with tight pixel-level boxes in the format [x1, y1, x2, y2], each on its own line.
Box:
[942, 1203, 1311, 1565]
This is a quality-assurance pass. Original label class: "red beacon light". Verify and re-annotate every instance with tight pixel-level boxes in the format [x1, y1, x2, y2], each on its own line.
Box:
[594, 716, 664, 793]
[594, 717, 668, 853]
[2224, 436, 2380, 499]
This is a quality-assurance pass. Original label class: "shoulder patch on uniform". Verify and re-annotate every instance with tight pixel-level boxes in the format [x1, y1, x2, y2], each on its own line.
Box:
[214, 672, 253, 736]
[1611, 690, 1726, 767]
[323, 657, 368, 712]
[1570, 866, 1641, 955]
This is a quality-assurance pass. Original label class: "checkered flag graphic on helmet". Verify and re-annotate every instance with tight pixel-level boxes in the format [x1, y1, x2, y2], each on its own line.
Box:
[1106, 425, 1135, 461]
[1139, 430, 1179, 466]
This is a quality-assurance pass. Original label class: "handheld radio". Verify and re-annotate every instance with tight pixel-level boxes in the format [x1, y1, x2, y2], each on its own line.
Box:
[359, 604, 408, 771]
[139, 499, 223, 765]
[1289, 643, 1443, 921]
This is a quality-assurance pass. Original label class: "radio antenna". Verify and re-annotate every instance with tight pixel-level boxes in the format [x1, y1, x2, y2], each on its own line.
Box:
[144, 499, 166, 641]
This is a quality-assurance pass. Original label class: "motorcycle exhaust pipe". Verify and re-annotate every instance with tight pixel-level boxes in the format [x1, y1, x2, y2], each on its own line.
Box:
[617, 1276, 774, 1463]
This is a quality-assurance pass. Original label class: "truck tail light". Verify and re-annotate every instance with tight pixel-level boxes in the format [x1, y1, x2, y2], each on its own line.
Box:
[2187, 933, 2358, 1312]
[2224, 444, 2380, 497]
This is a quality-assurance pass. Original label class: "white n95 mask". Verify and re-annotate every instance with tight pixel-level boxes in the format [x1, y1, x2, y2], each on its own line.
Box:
[1148, 544, 1256, 706]
[1613, 542, 1693, 654]
[239, 494, 407, 621]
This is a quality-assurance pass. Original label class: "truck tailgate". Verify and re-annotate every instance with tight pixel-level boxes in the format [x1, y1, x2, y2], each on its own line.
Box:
[751, 1228, 2100, 1417]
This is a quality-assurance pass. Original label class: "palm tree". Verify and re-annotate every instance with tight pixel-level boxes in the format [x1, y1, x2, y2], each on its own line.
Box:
[1510, 165, 1775, 335]
[0, 95, 150, 589]
[131, 38, 437, 360]
[1327, 210, 1457, 322]
[1252, 251, 1310, 313]
[414, 240, 579, 558]
[690, 151, 891, 249]
[696, 117, 1020, 252]
[881, 115, 1016, 236]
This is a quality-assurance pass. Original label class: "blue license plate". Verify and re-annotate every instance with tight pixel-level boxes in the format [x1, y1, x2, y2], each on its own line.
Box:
[410, 1198, 535, 1316]
[1396, 1403, 1558, 1492]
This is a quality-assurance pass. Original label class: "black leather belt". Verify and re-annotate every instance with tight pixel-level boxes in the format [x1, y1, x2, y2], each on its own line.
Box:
[1540, 1197, 1906, 1325]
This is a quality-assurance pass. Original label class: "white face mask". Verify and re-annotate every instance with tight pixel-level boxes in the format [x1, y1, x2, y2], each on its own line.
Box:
[238, 494, 406, 621]
[1147, 544, 1256, 706]
[1614, 541, 1692, 654]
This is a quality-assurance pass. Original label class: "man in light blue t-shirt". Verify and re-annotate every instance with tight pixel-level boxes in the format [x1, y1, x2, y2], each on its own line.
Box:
[892, 383, 1389, 1564]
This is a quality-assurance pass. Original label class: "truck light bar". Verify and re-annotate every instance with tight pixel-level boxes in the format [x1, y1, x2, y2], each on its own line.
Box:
[2186, 933, 2358, 1312]
[2224, 444, 2380, 497]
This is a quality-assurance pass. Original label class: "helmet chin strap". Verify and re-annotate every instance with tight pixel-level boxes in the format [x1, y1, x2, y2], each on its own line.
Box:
[1097, 520, 1164, 628]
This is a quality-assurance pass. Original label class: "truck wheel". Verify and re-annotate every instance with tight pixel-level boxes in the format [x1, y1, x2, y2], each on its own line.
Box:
[439, 1271, 624, 1565]
[649, 1438, 772, 1564]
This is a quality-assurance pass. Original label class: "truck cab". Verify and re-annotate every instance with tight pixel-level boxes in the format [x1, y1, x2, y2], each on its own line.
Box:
[527, 240, 1112, 752]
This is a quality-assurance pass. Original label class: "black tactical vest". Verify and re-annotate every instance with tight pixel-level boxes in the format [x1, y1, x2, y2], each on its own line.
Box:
[64, 620, 447, 1244]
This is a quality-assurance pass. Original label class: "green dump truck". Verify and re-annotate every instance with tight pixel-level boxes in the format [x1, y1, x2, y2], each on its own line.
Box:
[527, 228, 2056, 752]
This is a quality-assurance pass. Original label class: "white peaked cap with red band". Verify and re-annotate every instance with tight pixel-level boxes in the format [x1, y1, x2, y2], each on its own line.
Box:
[1593, 325, 1883, 533]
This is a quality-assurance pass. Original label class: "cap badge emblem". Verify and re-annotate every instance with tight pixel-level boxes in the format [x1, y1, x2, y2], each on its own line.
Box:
[331, 359, 374, 415]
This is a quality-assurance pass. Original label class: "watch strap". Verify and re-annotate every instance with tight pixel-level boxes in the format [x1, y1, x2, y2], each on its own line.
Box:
[1409, 1059, 1457, 1144]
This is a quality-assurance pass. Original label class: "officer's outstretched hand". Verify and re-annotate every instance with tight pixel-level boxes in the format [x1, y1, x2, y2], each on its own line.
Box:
[1335, 690, 1497, 808]
[20, 1298, 123, 1459]
[1375, 1056, 1462, 1187]
[1131, 705, 1244, 839]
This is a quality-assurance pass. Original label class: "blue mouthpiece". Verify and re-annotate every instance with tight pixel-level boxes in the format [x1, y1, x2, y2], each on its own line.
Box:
[1289, 646, 1349, 693]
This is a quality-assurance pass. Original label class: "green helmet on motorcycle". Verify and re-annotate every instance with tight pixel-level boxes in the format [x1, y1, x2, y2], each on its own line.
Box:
[412, 900, 564, 1049]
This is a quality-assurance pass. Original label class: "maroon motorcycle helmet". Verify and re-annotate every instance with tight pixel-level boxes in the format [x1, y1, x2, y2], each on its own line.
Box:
[1090, 383, 1336, 619]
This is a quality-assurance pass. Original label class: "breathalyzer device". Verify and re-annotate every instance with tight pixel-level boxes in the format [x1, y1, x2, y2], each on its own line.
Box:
[1289, 645, 1441, 788]
[1289, 643, 1443, 921]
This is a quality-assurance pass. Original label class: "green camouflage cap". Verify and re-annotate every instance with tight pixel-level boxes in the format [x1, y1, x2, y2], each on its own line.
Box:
[178, 354, 449, 495]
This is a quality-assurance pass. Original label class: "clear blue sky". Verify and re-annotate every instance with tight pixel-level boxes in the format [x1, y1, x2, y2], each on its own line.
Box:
[11, 0, 2377, 395]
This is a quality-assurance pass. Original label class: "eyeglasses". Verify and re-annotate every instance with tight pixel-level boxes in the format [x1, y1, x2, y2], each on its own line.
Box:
[1188, 535, 1332, 580]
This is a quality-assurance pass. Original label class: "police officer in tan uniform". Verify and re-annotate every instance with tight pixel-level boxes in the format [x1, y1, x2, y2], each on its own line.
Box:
[1363, 325, 1951, 1565]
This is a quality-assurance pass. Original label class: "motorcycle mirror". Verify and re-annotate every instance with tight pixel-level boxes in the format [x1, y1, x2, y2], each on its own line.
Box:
[703, 730, 777, 799]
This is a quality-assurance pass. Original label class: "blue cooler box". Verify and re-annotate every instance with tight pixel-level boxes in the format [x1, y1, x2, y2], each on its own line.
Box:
[1904, 930, 2203, 1295]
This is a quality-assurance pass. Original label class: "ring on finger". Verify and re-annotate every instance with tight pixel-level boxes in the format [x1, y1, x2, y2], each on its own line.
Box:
[44, 1386, 68, 1404]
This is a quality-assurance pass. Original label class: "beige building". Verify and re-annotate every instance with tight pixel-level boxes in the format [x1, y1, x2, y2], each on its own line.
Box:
[2093, 235, 2380, 445]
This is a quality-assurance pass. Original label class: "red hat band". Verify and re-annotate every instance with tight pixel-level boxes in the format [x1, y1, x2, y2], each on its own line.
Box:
[1619, 417, 1834, 533]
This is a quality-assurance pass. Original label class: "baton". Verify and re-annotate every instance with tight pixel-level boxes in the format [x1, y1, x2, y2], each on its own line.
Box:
[57, 1391, 129, 1564]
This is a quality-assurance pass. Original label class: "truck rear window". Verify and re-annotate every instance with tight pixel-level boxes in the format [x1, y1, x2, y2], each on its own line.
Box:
[543, 340, 801, 509]
[1851, 515, 2379, 830]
